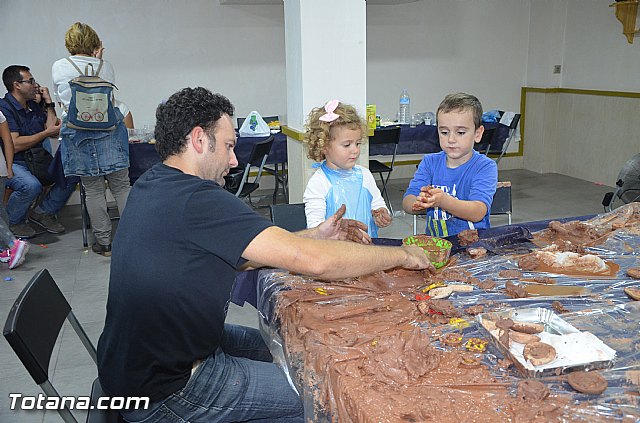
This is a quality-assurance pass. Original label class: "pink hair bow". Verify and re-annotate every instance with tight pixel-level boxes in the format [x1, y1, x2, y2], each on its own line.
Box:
[319, 99, 340, 122]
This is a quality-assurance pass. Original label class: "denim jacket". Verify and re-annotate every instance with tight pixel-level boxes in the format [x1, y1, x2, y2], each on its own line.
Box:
[59, 108, 129, 177]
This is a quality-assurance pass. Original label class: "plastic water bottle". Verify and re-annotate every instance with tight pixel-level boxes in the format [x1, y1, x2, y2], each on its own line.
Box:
[399, 89, 410, 124]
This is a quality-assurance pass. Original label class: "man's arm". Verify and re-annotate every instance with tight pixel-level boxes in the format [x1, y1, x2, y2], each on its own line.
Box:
[242, 226, 435, 280]
[11, 123, 59, 153]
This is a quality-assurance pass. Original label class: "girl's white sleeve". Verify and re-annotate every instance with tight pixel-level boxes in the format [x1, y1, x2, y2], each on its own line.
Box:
[303, 170, 330, 228]
[362, 167, 389, 212]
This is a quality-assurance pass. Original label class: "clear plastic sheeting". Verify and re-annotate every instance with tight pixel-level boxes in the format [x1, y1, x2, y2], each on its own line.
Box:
[256, 204, 640, 422]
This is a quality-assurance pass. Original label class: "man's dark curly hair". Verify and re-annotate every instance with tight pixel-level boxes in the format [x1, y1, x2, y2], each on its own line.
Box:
[154, 87, 234, 160]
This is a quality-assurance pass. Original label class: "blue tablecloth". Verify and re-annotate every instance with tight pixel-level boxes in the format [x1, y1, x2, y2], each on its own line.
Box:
[125, 122, 508, 184]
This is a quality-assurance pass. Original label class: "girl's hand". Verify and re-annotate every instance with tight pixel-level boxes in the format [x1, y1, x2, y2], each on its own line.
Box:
[6, 168, 13, 179]
[372, 208, 392, 228]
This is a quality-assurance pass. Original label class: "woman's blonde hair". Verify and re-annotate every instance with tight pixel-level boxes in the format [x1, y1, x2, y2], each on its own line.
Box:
[304, 101, 367, 162]
[65, 22, 102, 55]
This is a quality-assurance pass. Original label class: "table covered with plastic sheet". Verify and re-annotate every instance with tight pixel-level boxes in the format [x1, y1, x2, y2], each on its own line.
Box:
[254, 204, 640, 422]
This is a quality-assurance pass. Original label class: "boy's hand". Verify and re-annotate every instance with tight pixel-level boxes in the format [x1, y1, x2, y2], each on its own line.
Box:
[412, 185, 435, 211]
[372, 208, 392, 228]
[318, 204, 372, 244]
[6, 168, 13, 179]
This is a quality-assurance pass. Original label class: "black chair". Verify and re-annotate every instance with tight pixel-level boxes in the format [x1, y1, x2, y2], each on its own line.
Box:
[269, 203, 307, 232]
[224, 136, 274, 203]
[412, 182, 513, 234]
[476, 112, 521, 165]
[237, 115, 279, 130]
[491, 182, 513, 225]
[3, 269, 123, 423]
[368, 126, 401, 214]
[474, 127, 498, 156]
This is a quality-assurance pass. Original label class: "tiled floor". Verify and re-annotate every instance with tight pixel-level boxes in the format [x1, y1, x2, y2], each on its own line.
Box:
[0, 169, 613, 422]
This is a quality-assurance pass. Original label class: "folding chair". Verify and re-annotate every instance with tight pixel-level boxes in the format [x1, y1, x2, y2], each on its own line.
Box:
[473, 127, 498, 156]
[491, 182, 512, 225]
[224, 136, 274, 203]
[476, 112, 521, 165]
[3, 269, 123, 423]
[368, 126, 401, 214]
[412, 182, 513, 234]
[269, 203, 307, 232]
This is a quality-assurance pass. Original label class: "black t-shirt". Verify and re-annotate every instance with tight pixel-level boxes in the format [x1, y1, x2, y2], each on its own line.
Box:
[97, 163, 272, 401]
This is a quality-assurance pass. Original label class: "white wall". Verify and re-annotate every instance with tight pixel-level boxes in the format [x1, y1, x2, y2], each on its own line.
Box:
[0, 0, 288, 128]
[1, 0, 530, 129]
[367, 0, 530, 119]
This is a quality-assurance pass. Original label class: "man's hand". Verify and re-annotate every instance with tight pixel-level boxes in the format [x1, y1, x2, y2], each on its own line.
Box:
[316, 204, 372, 244]
[372, 208, 392, 228]
[402, 245, 437, 274]
[44, 119, 61, 137]
[38, 86, 53, 103]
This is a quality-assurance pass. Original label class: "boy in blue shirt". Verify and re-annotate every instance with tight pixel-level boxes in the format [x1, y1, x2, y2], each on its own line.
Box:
[403, 93, 497, 237]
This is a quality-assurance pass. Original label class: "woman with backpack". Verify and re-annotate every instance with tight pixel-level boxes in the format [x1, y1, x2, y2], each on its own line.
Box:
[52, 22, 131, 257]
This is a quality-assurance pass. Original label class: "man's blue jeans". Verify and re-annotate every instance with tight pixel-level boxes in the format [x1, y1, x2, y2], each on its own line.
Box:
[5, 161, 76, 224]
[122, 324, 304, 423]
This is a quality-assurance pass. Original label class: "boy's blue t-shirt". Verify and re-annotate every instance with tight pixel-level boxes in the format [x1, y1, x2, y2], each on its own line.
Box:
[404, 150, 498, 236]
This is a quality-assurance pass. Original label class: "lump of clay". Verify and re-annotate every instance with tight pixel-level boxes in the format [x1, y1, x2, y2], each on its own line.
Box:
[523, 342, 556, 366]
[458, 229, 479, 246]
[498, 269, 523, 278]
[567, 371, 608, 395]
[467, 247, 487, 259]
[627, 268, 640, 279]
[624, 287, 640, 301]
[517, 379, 550, 401]
[517, 254, 540, 271]
[504, 281, 528, 299]
[511, 322, 545, 334]
[509, 330, 541, 345]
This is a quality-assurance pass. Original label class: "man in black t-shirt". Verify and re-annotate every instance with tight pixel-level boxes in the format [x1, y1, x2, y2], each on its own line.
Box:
[97, 87, 434, 422]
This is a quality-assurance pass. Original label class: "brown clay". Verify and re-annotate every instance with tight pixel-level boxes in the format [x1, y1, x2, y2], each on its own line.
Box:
[523, 342, 556, 366]
[567, 371, 608, 395]
[512, 322, 545, 334]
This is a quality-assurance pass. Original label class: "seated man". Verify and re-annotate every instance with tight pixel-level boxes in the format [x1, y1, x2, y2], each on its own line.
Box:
[0, 65, 76, 238]
[97, 87, 434, 422]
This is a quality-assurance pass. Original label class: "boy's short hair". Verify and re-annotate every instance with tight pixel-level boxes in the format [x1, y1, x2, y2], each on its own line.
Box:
[437, 93, 483, 129]
[304, 102, 367, 162]
[65, 22, 102, 55]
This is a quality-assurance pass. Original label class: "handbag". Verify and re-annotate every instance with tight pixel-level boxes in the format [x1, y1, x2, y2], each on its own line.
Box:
[24, 147, 55, 186]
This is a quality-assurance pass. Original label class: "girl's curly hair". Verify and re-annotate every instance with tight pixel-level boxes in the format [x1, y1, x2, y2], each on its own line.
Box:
[303, 102, 367, 162]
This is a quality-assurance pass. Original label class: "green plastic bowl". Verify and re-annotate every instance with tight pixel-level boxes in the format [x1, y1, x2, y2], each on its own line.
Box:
[402, 235, 452, 268]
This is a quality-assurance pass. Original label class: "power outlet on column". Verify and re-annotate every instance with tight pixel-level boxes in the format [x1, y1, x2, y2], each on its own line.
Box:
[553, 65, 562, 74]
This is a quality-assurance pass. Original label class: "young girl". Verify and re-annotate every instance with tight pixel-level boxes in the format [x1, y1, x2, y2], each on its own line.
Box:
[303, 99, 392, 237]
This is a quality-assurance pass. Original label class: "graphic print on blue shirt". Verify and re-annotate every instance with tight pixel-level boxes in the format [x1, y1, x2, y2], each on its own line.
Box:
[321, 161, 378, 237]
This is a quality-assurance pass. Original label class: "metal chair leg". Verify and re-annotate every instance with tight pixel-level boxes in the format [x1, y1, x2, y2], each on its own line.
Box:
[379, 172, 394, 215]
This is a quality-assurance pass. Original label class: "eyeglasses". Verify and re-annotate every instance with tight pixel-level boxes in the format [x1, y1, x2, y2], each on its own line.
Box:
[17, 78, 36, 85]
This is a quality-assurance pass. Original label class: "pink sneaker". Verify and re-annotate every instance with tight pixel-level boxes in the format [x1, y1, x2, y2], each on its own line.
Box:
[0, 249, 9, 263]
[8, 239, 29, 269]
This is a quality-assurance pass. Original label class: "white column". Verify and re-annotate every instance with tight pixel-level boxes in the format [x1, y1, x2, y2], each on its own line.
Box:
[284, 0, 368, 203]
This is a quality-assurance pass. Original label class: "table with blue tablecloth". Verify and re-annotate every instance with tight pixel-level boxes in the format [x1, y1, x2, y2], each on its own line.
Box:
[249, 206, 640, 421]
[127, 122, 507, 180]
